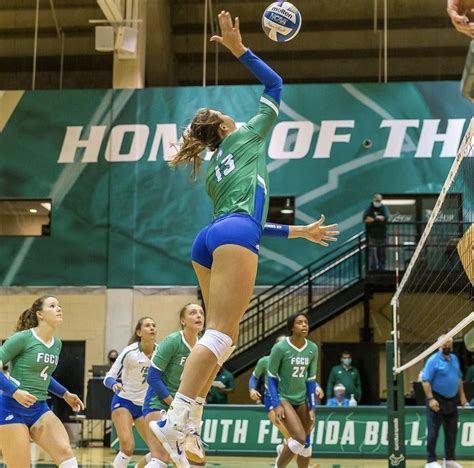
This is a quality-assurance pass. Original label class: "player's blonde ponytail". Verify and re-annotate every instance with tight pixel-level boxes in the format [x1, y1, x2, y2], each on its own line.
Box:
[16, 296, 48, 331]
[169, 108, 222, 177]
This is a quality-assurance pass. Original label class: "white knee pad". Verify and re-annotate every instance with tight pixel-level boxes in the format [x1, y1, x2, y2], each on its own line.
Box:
[288, 438, 305, 456]
[59, 458, 78, 468]
[217, 344, 236, 366]
[145, 452, 152, 463]
[198, 329, 232, 363]
[300, 446, 312, 457]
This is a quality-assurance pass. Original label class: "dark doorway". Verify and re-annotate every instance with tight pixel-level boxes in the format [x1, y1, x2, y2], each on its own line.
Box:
[50, 340, 85, 422]
[321, 342, 380, 405]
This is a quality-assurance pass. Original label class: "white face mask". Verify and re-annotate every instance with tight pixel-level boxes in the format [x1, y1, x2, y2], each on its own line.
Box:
[373, 201, 382, 208]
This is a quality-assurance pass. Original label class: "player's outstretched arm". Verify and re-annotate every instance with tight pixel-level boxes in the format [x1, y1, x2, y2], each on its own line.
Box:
[264, 215, 339, 247]
[447, 0, 474, 37]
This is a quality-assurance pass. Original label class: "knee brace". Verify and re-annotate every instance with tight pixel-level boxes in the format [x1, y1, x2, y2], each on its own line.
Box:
[217, 344, 236, 366]
[59, 458, 78, 468]
[198, 329, 232, 364]
[300, 446, 312, 457]
[288, 438, 305, 456]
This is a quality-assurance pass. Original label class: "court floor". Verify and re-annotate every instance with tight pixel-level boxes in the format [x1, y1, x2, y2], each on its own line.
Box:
[2, 449, 474, 468]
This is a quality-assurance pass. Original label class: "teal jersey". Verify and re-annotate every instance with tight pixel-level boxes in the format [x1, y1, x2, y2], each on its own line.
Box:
[268, 337, 318, 405]
[253, 355, 270, 389]
[148, 331, 193, 408]
[205, 94, 279, 227]
[0, 329, 62, 400]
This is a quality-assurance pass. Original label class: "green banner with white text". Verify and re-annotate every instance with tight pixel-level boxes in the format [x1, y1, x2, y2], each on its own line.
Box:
[112, 405, 474, 458]
[0, 83, 472, 286]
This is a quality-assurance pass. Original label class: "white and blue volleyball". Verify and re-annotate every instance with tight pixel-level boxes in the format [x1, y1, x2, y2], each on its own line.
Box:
[262, 2, 302, 42]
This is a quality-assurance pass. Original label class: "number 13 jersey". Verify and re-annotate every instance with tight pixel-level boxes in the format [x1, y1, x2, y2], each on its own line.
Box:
[205, 94, 279, 228]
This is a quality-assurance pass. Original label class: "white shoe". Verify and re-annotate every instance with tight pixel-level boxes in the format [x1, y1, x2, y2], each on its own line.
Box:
[185, 430, 206, 466]
[444, 461, 463, 468]
[425, 463, 443, 468]
[149, 417, 189, 468]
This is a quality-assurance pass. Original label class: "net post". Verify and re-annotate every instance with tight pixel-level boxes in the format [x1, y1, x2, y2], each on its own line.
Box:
[386, 340, 406, 468]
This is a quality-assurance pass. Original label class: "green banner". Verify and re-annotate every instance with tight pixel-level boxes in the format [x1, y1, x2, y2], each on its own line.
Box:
[0, 83, 472, 286]
[113, 405, 474, 458]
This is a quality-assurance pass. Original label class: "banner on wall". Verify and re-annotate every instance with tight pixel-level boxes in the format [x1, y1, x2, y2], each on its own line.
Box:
[0, 83, 472, 286]
[112, 405, 474, 458]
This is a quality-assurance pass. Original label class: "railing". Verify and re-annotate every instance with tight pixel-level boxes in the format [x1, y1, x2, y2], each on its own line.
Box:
[235, 233, 366, 355]
[366, 221, 470, 272]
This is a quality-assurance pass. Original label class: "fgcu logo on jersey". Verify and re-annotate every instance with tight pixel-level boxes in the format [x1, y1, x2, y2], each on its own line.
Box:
[36, 352, 59, 364]
[291, 356, 309, 366]
[56, 118, 470, 164]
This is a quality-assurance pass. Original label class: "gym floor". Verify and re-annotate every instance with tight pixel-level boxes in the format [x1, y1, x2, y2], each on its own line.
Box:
[1, 449, 473, 467]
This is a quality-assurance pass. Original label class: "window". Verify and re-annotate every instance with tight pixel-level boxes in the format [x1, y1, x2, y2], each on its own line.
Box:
[267, 196, 295, 225]
[0, 199, 51, 236]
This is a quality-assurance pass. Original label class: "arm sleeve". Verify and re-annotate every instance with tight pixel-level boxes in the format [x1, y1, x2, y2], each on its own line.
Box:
[48, 377, 68, 398]
[263, 223, 290, 238]
[147, 366, 170, 401]
[103, 376, 119, 390]
[362, 207, 371, 221]
[268, 345, 284, 407]
[383, 205, 390, 219]
[306, 380, 316, 410]
[267, 375, 281, 407]
[238, 49, 282, 103]
[0, 333, 26, 367]
[249, 374, 258, 390]
[0, 371, 18, 397]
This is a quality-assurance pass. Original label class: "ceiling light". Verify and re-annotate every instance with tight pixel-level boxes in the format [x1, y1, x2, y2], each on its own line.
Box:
[280, 197, 294, 214]
[29, 208, 38, 213]
[40, 202, 51, 211]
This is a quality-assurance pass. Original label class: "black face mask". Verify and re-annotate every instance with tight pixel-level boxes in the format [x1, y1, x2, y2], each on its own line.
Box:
[442, 348, 451, 356]
[109, 357, 117, 363]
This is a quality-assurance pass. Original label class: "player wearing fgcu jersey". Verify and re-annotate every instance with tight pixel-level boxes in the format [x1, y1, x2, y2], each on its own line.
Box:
[104, 317, 156, 468]
[268, 313, 321, 468]
[144, 304, 205, 468]
[249, 335, 291, 446]
[0, 296, 84, 468]
[150, 12, 339, 468]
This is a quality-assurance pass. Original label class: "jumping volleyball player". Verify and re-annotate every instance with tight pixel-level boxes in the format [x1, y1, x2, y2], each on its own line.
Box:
[0, 296, 84, 468]
[151, 11, 338, 467]
[144, 304, 206, 468]
[268, 313, 320, 468]
[103, 317, 157, 468]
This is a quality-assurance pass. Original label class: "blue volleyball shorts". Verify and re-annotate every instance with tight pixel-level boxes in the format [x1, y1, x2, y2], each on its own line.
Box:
[191, 213, 262, 269]
[111, 393, 143, 420]
[0, 394, 50, 428]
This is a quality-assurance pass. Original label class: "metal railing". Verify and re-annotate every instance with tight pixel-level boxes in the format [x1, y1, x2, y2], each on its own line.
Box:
[235, 233, 366, 355]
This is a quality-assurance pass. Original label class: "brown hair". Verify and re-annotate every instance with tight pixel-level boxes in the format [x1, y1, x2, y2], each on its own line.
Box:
[128, 316, 155, 345]
[16, 296, 51, 332]
[169, 108, 222, 176]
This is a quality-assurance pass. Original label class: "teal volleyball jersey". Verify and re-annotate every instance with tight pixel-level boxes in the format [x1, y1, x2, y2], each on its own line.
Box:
[268, 337, 318, 405]
[0, 329, 62, 400]
[205, 94, 279, 227]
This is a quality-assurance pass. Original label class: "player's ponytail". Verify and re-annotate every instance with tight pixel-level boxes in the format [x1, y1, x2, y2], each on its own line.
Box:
[16, 296, 48, 331]
[169, 108, 222, 177]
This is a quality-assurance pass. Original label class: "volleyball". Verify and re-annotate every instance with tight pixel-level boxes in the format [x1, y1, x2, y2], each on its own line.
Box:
[262, 2, 302, 42]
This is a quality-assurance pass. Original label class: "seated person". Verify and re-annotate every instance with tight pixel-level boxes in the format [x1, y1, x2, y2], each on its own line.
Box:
[326, 384, 350, 407]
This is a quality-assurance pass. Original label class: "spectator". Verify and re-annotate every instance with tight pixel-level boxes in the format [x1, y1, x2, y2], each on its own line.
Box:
[326, 351, 362, 402]
[422, 336, 467, 468]
[363, 193, 390, 271]
[326, 384, 349, 407]
[206, 366, 235, 404]
[107, 349, 118, 369]
[447, 0, 474, 38]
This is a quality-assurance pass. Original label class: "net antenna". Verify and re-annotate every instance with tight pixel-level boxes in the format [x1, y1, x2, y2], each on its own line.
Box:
[391, 118, 474, 375]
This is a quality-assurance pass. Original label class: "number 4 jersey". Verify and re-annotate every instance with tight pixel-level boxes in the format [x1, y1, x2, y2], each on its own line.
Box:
[268, 337, 318, 406]
[0, 329, 62, 400]
[205, 93, 279, 227]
